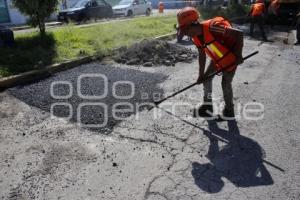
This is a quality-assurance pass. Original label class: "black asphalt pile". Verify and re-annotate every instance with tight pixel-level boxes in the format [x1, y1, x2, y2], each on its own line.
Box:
[9, 63, 167, 134]
[113, 40, 197, 67]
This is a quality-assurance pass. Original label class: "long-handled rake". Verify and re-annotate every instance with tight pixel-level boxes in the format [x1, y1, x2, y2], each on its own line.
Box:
[149, 51, 259, 110]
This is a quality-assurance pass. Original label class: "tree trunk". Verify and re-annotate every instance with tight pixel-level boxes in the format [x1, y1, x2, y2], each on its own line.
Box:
[38, 19, 46, 37]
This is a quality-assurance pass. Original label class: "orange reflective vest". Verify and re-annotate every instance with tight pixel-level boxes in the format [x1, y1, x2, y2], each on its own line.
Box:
[269, 0, 279, 15]
[192, 17, 237, 72]
[251, 3, 265, 16]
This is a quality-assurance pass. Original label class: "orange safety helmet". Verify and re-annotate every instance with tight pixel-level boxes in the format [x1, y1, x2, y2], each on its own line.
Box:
[177, 7, 200, 31]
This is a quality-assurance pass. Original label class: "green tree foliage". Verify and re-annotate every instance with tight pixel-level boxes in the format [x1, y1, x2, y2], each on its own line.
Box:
[198, 2, 250, 21]
[12, 0, 60, 36]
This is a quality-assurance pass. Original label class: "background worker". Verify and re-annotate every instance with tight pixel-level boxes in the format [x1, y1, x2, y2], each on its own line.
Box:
[248, 0, 267, 41]
[177, 7, 244, 119]
[295, 11, 300, 45]
[268, 0, 280, 29]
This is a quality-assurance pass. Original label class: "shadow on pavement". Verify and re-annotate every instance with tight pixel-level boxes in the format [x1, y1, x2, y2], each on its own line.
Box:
[9, 64, 167, 134]
[192, 120, 274, 193]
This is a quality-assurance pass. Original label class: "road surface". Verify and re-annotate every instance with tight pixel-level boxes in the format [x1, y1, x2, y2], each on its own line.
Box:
[0, 30, 300, 200]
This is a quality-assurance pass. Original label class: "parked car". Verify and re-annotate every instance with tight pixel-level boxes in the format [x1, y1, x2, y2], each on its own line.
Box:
[113, 0, 152, 17]
[58, 0, 113, 23]
[0, 26, 14, 48]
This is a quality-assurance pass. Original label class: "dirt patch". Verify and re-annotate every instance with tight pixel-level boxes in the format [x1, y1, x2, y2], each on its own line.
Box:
[113, 40, 197, 67]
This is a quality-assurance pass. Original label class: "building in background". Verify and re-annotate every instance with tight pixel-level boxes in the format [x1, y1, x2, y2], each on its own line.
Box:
[0, 0, 79, 25]
[0, 0, 11, 24]
[0, 0, 9, 23]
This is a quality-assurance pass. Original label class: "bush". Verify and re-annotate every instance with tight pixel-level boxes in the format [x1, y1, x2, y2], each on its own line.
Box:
[198, 6, 226, 20]
[198, 4, 251, 23]
[226, 3, 250, 19]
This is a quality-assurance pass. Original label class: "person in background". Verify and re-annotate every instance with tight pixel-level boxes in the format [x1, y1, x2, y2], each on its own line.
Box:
[268, 0, 280, 29]
[295, 11, 300, 45]
[248, 0, 267, 41]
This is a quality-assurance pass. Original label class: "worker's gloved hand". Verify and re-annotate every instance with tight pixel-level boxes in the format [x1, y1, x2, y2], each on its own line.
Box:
[197, 75, 205, 84]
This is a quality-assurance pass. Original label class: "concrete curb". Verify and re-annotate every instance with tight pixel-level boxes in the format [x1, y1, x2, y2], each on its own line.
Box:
[11, 25, 31, 31]
[11, 22, 63, 31]
[0, 32, 177, 91]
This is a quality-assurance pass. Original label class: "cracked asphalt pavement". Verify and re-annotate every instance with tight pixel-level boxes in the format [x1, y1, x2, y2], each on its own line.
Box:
[1, 32, 300, 200]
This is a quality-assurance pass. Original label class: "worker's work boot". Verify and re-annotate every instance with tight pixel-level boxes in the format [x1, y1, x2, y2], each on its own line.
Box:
[220, 108, 235, 120]
[194, 104, 214, 118]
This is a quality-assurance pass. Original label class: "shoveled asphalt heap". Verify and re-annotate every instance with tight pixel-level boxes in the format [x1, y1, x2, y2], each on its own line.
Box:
[9, 63, 168, 134]
[114, 40, 197, 67]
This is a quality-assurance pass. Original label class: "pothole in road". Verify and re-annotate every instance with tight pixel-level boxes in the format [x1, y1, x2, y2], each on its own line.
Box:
[9, 64, 168, 134]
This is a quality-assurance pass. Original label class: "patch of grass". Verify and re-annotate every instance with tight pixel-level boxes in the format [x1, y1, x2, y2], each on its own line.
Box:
[0, 15, 176, 77]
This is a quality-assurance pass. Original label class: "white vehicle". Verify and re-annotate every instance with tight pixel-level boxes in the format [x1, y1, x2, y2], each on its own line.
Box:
[113, 0, 152, 17]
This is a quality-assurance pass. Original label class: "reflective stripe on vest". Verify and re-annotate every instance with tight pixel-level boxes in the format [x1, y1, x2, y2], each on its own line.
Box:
[252, 3, 264, 16]
[208, 43, 223, 58]
[192, 17, 236, 72]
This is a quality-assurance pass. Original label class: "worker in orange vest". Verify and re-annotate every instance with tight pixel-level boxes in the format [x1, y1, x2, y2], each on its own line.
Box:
[268, 0, 280, 28]
[158, 1, 164, 13]
[268, 0, 279, 16]
[248, 0, 267, 41]
[177, 7, 244, 119]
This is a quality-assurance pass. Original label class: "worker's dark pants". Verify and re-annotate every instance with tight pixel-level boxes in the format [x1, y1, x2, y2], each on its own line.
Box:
[250, 15, 267, 40]
[268, 13, 278, 28]
[203, 61, 236, 111]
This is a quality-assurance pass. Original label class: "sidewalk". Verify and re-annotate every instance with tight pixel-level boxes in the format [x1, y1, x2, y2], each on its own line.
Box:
[10, 21, 63, 31]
